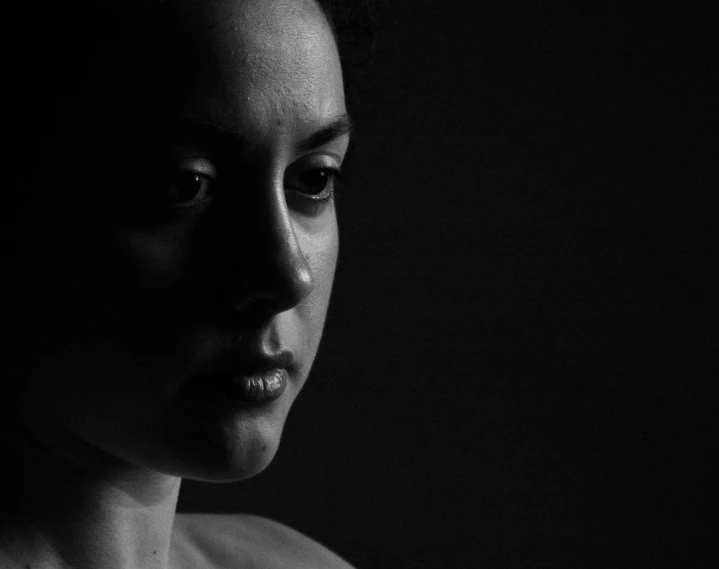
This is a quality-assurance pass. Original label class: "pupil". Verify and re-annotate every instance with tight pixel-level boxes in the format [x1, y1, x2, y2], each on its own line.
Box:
[174, 173, 202, 201]
[301, 170, 328, 192]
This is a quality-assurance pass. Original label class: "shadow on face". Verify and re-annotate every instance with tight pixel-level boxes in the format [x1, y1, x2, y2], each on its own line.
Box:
[6, 0, 348, 482]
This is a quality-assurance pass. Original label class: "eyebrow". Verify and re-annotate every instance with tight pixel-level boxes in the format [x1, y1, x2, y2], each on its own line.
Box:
[163, 114, 354, 154]
[296, 115, 354, 153]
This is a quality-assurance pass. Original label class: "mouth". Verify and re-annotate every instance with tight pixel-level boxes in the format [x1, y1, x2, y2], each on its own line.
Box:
[181, 350, 295, 406]
[202, 368, 288, 403]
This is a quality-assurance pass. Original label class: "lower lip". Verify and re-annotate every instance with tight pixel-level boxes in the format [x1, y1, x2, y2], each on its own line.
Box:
[185, 368, 288, 406]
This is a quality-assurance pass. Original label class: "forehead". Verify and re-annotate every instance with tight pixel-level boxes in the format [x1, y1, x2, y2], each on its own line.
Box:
[46, 0, 345, 163]
[170, 0, 344, 141]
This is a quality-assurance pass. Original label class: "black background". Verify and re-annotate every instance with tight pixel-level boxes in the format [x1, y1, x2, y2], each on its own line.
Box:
[179, 1, 717, 567]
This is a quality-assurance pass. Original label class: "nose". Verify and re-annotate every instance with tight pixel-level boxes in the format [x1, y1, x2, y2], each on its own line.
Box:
[205, 174, 314, 319]
[246, 191, 314, 313]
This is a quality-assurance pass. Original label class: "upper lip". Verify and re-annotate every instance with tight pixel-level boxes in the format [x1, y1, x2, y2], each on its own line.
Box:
[204, 348, 295, 376]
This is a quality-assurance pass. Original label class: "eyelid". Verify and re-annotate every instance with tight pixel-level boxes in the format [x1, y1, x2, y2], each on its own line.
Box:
[175, 157, 218, 179]
[169, 145, 219, 176]
[296, 151, 343, 169]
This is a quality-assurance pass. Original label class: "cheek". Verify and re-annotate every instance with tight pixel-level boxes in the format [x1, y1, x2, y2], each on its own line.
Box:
[19, 222, 199, 381]
[298, 217, 338, 358]
[115, 224, 195, 289]
[303, 214, 339, 312]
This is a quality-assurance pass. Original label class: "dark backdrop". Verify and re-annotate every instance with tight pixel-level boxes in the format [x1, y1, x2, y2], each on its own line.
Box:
[178, 2, 717, 567]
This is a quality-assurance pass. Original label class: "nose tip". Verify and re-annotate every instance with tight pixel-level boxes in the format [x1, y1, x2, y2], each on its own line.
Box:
[247, 240, 314, 314]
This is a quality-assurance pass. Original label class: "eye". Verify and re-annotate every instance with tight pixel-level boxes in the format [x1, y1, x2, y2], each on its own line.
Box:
[286, 164, 342, 202]
[297, 169, 335, 195]
[163, 171, 215, 208]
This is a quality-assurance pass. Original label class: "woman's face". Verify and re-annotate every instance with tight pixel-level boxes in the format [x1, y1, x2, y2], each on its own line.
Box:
[14, 0, 348, 481]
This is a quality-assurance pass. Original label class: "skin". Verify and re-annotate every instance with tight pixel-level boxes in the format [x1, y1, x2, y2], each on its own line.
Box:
[1, 0, 353, 567]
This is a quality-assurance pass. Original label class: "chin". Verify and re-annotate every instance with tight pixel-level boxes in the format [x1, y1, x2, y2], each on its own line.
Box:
[157, 403, 288, 483]
[184, 434, 282, 483]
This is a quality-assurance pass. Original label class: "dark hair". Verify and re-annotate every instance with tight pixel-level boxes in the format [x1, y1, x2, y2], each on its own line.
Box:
[319, 0, 383, 68]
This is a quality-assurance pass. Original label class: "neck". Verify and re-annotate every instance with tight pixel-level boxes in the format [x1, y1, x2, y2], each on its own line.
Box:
[0, 422, 182, 569]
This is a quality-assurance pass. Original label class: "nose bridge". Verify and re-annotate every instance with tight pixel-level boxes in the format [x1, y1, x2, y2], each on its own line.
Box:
[241, 171, 314, 313]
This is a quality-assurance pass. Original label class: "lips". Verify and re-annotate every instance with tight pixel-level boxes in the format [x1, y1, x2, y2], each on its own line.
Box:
[180, 349, 294, 406]
[230, 368, 288, 402]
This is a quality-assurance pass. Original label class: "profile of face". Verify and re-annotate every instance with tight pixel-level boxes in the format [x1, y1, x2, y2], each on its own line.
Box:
[11, 0, 349, 481]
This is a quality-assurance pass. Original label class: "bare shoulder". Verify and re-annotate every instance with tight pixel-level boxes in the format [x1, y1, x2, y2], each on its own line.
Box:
[173, 513, 356, 569]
